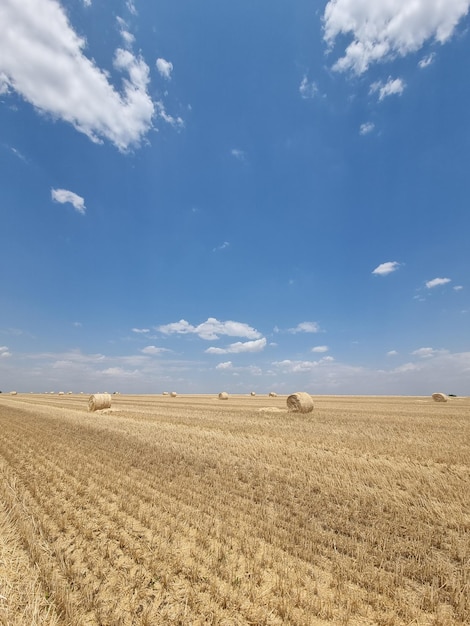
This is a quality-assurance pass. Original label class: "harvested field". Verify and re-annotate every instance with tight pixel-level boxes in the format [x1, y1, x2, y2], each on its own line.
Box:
[0, 393, 469, 625]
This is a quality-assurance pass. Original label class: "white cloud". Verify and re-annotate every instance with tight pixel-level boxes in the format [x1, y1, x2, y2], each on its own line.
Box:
[0, 346, 12, 358]
[454, 285, 464, 291]
[323, 0, 470, 74]
[370, 77, 405, 101]
[411, 347, 447, 359]
[426, 277, 451, 289]
[156, 58, 173, 79]
[0, 0, 155, 151]
[132, 328, 150, 334]
[231, 149, 246, 161]
[299, 76, 318, 99]
[126, 1, 137, 16]
[51, 188, 86, 215]
[418, 53, 436, 68]
[212, 241, 230, 252]
[157, 318, 262, 341]
[155, 101, 184, 128]
[288, 322, 321, 334]
[83, 0, 91, 7]
[359, 122, 375, 135]
[312, 345, 329, 353]
[141, 345, 169, 355]
[117, 17, 135, 48]
[216, 361, 233, 370]
[372, 261, 400, 276]
[387, 350, 398, 357]
[206, 338, 267, 355]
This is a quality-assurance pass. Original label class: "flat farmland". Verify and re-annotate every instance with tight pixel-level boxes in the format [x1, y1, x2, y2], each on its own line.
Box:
[0, 393, 469, 626]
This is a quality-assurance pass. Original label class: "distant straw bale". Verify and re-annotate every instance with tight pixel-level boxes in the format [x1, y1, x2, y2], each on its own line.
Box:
[218, 392, 229, 400]
[432, 392, 448, 403]
[170, 392, 177, 397]
[10, 391, 17, 395]
[162, 392, 169, 396]
[287, 392, 314, 413]
[250, 392, 256, 396]
[269, 392, 277, 397]
[88, 393, 112, 412]
[58, 391, 65, 396]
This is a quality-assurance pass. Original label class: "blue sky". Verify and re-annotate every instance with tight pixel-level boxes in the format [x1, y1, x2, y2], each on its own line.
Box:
[1, 0, 469, 395]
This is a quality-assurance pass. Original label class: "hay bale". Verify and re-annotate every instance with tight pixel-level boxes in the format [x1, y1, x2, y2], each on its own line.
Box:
[250, 391, 256, 396]
[432, 392, 448, 403]
[58, 391, 65, 396]
[287, 392, 314, 413]
[10, 391, 17, 395]
[218, 392, 229, 400]
[269, 392, 277, 397]
[162, 392, 169, 395]
[170, 391, 177, 397]
[88, 393, 112, 412]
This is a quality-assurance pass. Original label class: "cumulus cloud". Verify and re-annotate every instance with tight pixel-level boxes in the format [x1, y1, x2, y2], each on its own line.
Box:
[206, 338, 267, 355]
[0, 0, 155, 150]
[360, 122, 375, 135]
[425, 277, 451, 289]
[312, 345, 329, 353]
[0, 346, 12, 358]
[323, 0, 470, 74]
[51, 188, 86, 215]
[370, 78, 405, 100]
[288, 322, 321, 334]
[372, 261, 400, 276]
[387, 350, 398, 357]
[157, 318, 262, 341]
[156, 58, 173, 79]
[216, 361, 233, 370]
[299, 76, 318, 99]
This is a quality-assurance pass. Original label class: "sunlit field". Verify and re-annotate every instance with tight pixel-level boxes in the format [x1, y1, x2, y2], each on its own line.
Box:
[0, 393, 469, 625]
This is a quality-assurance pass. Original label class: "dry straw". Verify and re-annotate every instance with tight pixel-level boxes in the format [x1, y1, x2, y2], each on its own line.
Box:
[170, 392, 177, 397]
[287, 392, 314, 413]
[162, 392, 169, 396]
[10, 391, 17, 395]
[250, 391, 256, 396]
[218, 392, 229, 400]
[432, 392, 448, 403]
[88, 393, 112, 412]
[268, 392, 277, 397]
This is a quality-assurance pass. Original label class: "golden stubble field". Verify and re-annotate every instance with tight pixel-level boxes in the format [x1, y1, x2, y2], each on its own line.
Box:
[0, 393, 469, 626]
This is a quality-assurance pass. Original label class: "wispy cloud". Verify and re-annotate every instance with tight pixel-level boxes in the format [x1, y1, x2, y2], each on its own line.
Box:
[212, 241, 230, 252]
[141, 345, 169, 355]
[372, 261, 400, 276]
[132, 328, 150, 334]
[0, 346, 12, 358]
[288, 322, 321, 334]
[157, 318, 262, 341]
[387, 350, 398, 357]
[0, 0, 154, 150]
[231, 149, 246, 161]
[156, 58, 173, 79]
[51, 188, 86, 215]
[411, 347, 446, 359]
[370, 78, 405, 101]
[359, 122, 375, 135]
[323, 0, 470, 74]
[418, 53, 435, 68]
[299, 76, 319, 99]
[425, 277, 451, 289]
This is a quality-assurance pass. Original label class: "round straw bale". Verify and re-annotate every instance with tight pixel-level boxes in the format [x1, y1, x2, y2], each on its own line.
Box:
[58, 391, 65, 396]
[287, 392, 314, 413]
[269, 392, 277, 397]
[162, 391, 169, 395]
[170, 391, 177, 397]
[250, 391, 256, 396]
[10, 391, 17, 395]
[218, 392, 229, 400]
[88, 393, 112, 412]
[432, 392, 448, 403]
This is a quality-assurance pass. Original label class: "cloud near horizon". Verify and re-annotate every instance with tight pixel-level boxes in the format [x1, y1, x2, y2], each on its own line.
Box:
[323, 0, 470, 74]
[206, 338, 267, 355]
[0, 0, 155, 150]
[157, 318, 262, 341]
